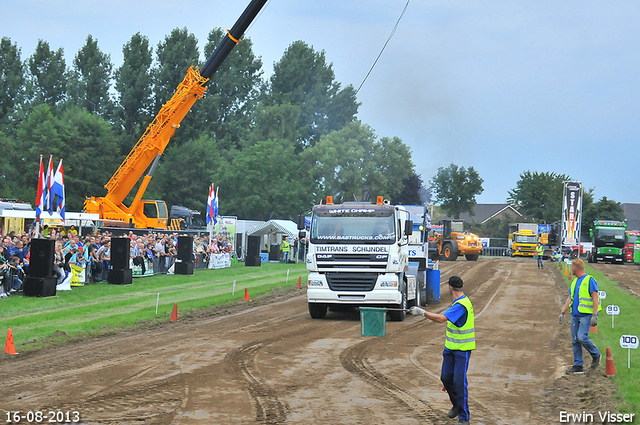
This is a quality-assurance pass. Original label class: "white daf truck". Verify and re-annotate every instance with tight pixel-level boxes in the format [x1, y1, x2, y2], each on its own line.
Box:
[305, 197, 421, 321]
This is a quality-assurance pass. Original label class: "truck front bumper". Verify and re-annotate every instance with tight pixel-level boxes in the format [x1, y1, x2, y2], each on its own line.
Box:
[306, 273, 402, 305]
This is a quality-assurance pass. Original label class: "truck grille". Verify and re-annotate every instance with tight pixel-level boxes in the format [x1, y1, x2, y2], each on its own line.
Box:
[325, 273, 378, 291]
[316, 253, 388, 270]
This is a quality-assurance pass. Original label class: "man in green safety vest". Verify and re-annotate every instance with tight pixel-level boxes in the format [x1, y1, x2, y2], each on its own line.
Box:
[535, 242, 544, 269]
[280, 235, 290, 264]
[558, 258, 601, 374]
[409, 276, 475, 425]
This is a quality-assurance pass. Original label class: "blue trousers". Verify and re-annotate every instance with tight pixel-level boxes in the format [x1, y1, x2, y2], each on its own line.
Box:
[281, 251, 289, 263]
[441, 348, 471, 421]
[570, 315, 600, 366]
[536, 255, 543, 268]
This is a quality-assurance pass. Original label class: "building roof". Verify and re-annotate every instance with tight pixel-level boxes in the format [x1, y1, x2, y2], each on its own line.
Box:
[623, 203, 640, 231]
[440, 204, 522, 224]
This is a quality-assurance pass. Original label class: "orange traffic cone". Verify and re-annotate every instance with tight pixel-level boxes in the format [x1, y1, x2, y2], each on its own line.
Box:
[170, 303, 178, 321]
[4, 329, 17, 355]
[590, 325, 598, 334]
[564, 266, 569, 275]
[296, 276, 302, 289]
[244, 287, 251, 301]
[605, 347, 617, 376]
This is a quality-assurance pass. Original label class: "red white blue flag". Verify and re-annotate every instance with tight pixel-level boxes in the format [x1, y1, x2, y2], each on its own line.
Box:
[35, 155, 45, 221]
[50, 159, 65, 221]
[206, 184, 215, 225]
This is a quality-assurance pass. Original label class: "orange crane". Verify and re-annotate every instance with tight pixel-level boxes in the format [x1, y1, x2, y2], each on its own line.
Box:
[84, 0, 267, 229]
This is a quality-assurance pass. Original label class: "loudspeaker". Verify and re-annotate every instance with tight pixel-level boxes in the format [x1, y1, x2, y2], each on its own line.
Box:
[28, 239, 55, 278]
[244, 255, 261, 267]
[175, 262, 194, 275]
[23, 276, 57, 297]
[108, 268, 133, 285]
[177, 236, 193, 262]
[110, 237, 130, 270]
[247, 236, 260, 257]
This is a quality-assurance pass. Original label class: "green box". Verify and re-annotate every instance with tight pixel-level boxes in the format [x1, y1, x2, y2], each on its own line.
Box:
[360, 307, 387, 337]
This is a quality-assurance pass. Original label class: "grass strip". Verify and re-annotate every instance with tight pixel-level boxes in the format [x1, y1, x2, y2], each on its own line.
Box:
[580, 265, 640, 412]
[1, 262, 307, 353]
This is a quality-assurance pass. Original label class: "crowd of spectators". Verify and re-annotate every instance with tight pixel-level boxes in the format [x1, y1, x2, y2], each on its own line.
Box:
[0, 226, 240, 297]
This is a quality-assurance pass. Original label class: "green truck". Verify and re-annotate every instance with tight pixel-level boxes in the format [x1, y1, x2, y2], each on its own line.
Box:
[587, 220, 626, 264]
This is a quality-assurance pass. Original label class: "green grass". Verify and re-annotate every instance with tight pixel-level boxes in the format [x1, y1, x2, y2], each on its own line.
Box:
[1, 262, 307, 353]
[560, 264, 640, 412]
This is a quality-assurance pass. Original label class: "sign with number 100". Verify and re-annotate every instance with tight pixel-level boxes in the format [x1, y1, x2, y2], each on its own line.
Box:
[620, 335, 639, 349]
[598, 290, 607, 299]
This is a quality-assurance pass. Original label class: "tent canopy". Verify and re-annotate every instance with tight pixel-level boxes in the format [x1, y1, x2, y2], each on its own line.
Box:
[247, 219, 298, 240]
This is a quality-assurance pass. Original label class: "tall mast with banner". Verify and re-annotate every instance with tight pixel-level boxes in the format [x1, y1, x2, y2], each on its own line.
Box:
[561, 181, 583, 249]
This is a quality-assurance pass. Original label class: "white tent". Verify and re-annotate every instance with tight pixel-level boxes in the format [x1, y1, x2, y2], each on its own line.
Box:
[247, 219, 298, 239]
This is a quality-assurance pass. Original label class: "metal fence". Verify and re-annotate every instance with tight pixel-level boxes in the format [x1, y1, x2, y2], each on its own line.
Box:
[481, 238, 509, 257]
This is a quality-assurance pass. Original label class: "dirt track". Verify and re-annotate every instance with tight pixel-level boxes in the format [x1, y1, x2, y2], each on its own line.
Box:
[0, 257, 624, 424]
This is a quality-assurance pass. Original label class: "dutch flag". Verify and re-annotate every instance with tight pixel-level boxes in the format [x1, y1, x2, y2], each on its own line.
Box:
[50, 159, 65, 221]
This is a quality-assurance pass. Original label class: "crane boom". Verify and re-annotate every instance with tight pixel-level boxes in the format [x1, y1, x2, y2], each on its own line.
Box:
[84, 0, 267, 228]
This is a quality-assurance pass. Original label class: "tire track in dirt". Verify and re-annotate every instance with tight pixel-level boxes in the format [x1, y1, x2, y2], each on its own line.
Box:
[337, 258, 510, 424]
[225, 319, 339, 424]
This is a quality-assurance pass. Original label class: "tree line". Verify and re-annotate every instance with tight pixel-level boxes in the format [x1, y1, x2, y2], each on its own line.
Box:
[0, 30, 420, 220]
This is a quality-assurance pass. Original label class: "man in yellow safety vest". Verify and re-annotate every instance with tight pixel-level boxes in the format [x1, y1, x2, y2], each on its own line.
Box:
[409, 276, 475, 425]
[535, 242, 544, 269]
[558, 258, 601, 374]
[280, 235, 290, 263]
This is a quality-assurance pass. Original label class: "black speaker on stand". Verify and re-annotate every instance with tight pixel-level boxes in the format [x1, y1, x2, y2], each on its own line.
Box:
[245, 235, 261, 267]
[23, 239, 57, 297]
[108, 237, 132, 285]
[175, 235, 194, 275]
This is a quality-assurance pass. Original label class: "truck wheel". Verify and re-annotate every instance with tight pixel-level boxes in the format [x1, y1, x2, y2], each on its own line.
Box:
[389, 291, 407, 322]
[465, 254, 479, 261]
[308, 303, 327, 319]
[443, 244, 458, 261]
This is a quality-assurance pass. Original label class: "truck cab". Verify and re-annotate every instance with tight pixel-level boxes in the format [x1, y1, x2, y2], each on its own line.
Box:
[588, 220, 626, 264]
[306, 197, 415, 321]
[169, 205, 206, 231]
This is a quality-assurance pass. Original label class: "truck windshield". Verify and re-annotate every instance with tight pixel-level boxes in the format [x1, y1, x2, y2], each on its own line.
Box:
[310, 214, 396, 243]
[515, 235, 537, 243]
[190, 214, 206, 229]
[595, 228, 625, 244]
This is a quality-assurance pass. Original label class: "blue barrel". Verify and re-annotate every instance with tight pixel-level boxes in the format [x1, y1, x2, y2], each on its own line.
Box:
[425, 268, 441, 304]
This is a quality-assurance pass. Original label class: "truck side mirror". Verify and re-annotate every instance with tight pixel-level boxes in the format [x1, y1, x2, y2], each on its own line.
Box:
[297, 214, 305, 230]
[404, 220, 413, 236]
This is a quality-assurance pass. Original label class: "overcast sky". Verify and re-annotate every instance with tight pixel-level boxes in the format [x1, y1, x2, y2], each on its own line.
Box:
[3, 0, 639, 205]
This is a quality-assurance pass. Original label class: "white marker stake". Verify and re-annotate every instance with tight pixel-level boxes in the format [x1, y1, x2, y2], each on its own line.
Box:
[286, 269, 290, 285]
[233, 279, 236, 295]
[156, 293, 160, 316]
[606, 305, 620, 328]
[620, 335, 639, 372]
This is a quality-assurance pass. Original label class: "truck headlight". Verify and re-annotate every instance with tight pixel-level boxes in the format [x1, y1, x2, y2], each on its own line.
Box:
[379, 281, 398, 288]
[308, 280, 323, 287]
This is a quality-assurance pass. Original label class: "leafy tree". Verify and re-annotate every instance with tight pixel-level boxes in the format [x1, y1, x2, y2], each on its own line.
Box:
[27, 40, 67, 107]
[311, 121, 413, 203]
[13, 104, 68, 202]
[264, 40, 359, 149]
[219, 138, 315, 220]
[150, 134, 225, 212]
[582, 196, 625, 235]
[391, 172, 424, 205]
[56, 107, 121, 210]
[507, 171, 571, 222]
[11, 104, 120, 210]
[0, 37, 25, 133]
[430, 163, 484, 219]
[194, 28, 263, 148]
[114, 32, 153, 152]
[68, 35, 114, 119]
